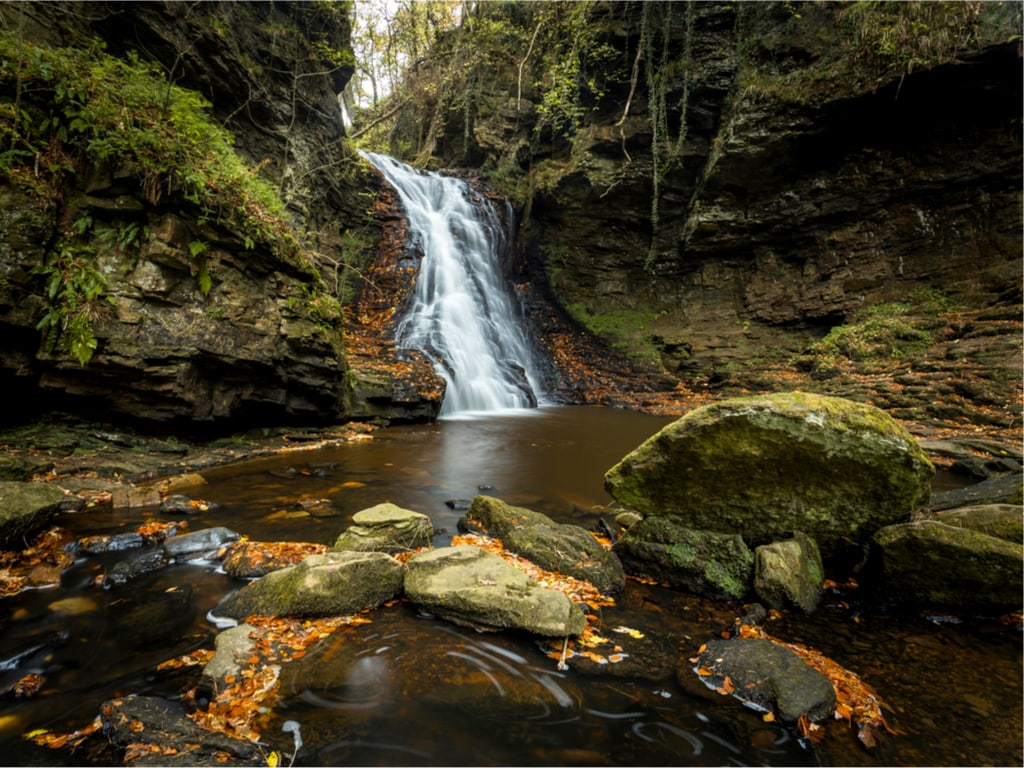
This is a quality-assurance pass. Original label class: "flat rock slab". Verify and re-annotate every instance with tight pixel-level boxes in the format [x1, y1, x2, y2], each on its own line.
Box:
[214, 551, 404, 621]
[405, 545, 586, 637]
[334, 501, 433, 555]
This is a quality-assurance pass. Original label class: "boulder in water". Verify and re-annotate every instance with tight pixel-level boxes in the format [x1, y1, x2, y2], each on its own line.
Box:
[604, 392, 933, 553]
[870, 520, 1023, 610]
[404, 545, 586, 636]
[214, 551, 404, 621]
[459, 495, 625, 595]
[612, 517, 753, 601]
[333, 502, 433, 555]
[753, 531, 824, 613]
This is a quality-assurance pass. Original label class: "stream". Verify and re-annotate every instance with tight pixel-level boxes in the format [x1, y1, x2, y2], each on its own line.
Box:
[0, 405, 1020, 766]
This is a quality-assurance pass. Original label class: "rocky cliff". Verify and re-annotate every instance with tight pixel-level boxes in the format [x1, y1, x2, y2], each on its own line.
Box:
[0, 1, 379, 430]
[379, 0, 1022, 427]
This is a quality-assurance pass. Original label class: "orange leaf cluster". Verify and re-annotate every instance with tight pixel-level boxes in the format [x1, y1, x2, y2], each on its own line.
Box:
[0, 526, 75, 596]
[735, 622, 901, 746]
[220, 540, 330, 574]
[184, 614, 371, 743]
[27, 716, 103, 751]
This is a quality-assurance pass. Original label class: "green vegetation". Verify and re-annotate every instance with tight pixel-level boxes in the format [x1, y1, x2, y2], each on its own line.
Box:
[0, 27, 338, 363]
[565, 302, 665, 366]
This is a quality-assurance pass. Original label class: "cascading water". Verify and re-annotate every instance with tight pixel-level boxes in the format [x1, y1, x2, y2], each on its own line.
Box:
[361, 152, 545, 417]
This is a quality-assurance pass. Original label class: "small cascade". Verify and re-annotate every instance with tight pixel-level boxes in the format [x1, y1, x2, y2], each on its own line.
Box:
[361, 152, 545, 417]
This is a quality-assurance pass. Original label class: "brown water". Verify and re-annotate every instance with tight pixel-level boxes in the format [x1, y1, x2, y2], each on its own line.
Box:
[0, 405, 1019, 766]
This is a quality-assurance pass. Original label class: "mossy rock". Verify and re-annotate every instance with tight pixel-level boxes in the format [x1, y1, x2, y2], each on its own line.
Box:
[0, 481, 66, 549]
[604, 392, 933, 553]
[334, 502, 433, 555]
[613, 517, 753, 601]
[753, 531, 824, 613]
[870, 520, 1023, 610]
[213, 551, 404, 620]
[459, 495, 625, 595]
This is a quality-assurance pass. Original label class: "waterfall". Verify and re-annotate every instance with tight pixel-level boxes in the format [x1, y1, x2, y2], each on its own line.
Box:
[361, 152, 545, 417]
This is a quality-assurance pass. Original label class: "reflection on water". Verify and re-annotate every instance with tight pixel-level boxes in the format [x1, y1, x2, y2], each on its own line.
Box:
[0, 406, 1019, 766]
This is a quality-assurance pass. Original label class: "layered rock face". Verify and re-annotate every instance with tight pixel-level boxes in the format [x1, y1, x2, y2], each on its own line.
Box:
[0, 2, 376, 427]
[394, 1, 1022, 407]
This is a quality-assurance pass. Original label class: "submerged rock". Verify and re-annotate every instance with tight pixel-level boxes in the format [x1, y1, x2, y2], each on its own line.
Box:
[870, 520, 1023, 610]
[605, 392, 934, 553]
[753, 532, 824, 613]
[459, 495, 625, 595]
[404, 545, 586, 636]
[613, 517, 753, 601]
[214, 551, 404, 621]
[333, 502, 433, 555]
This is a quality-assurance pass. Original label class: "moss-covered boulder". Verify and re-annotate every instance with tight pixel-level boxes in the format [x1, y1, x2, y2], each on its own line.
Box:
[0, 481, 66, 549]
[604, 392, 933, 553]
[334, 502, 434, 555]
[753, 532, 824, 613]
[612, 517, 753, 601]
[459, 495, 625, 595]
[931, 504, 1023, 543]
[870, 520, 1023, 610]
[213, 551, 404, 621]
[404, 546, 586, 637]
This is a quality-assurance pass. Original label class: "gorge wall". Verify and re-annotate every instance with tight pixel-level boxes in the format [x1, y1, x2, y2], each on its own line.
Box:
[380, 1, 1022, 425]
[0, 1, 378, 430]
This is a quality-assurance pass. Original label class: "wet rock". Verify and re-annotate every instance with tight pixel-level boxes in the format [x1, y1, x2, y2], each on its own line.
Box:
[100, 695, 263, 766]
[0, 482, 66, 549]
[753, 532, 824, 613]
[73, 531, 145, 555]
[405, 545, 586, 636]
[685, 638, 836, 725]
[213, 551, 404, 621]
[333, 502, 433, 555]
[104, 548, 169, 587]
[613, 517, 753, 601]
[605, 393, 934, 554]
[870, 520, 1023, 611]
[200, 623, 256, 693]
[445, 498, 473, 511]
[221, 540, 330, 579]
[160, 495, 221, 515]
[459, 496, 625, 595]
[163, 527, 239, 560]
[926, 474, 1023, 511]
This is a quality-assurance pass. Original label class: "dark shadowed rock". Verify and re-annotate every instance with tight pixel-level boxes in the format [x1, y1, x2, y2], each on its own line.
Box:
[870, 520, 1023, 610]
[684, 638, 836, 725]
[459, 495, 625, 595]
[605, 393, 934, 553]
[163, 527, 239, 560]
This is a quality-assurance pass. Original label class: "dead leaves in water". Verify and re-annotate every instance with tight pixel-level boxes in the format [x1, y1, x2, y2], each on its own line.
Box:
[0, 526, 75, 596]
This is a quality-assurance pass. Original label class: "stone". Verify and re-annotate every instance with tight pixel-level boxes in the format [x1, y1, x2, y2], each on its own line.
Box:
[927, 474, 1024, 511]
[753, 532, 824, 613]
[213, 551, 404, 621]
[0, 482, 66, 550]
[221, 540, 331, 579]
[870, 520, 1023, 610]
[459, 495, 625, 595]
[163, 527, 240, 559]
[604, 392, 934, 553]
[613, 517, 753, 601]
[685, 638, 836, 724]
[104, 548, 169, 587]
[201, 623, 257, 689]
[333, 502, 433, 555]
[404, 545, 586, 636]
[930, 504, 1023, 543]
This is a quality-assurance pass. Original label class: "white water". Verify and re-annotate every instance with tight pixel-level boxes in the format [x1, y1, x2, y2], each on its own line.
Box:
[361, 152, 545, 417]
